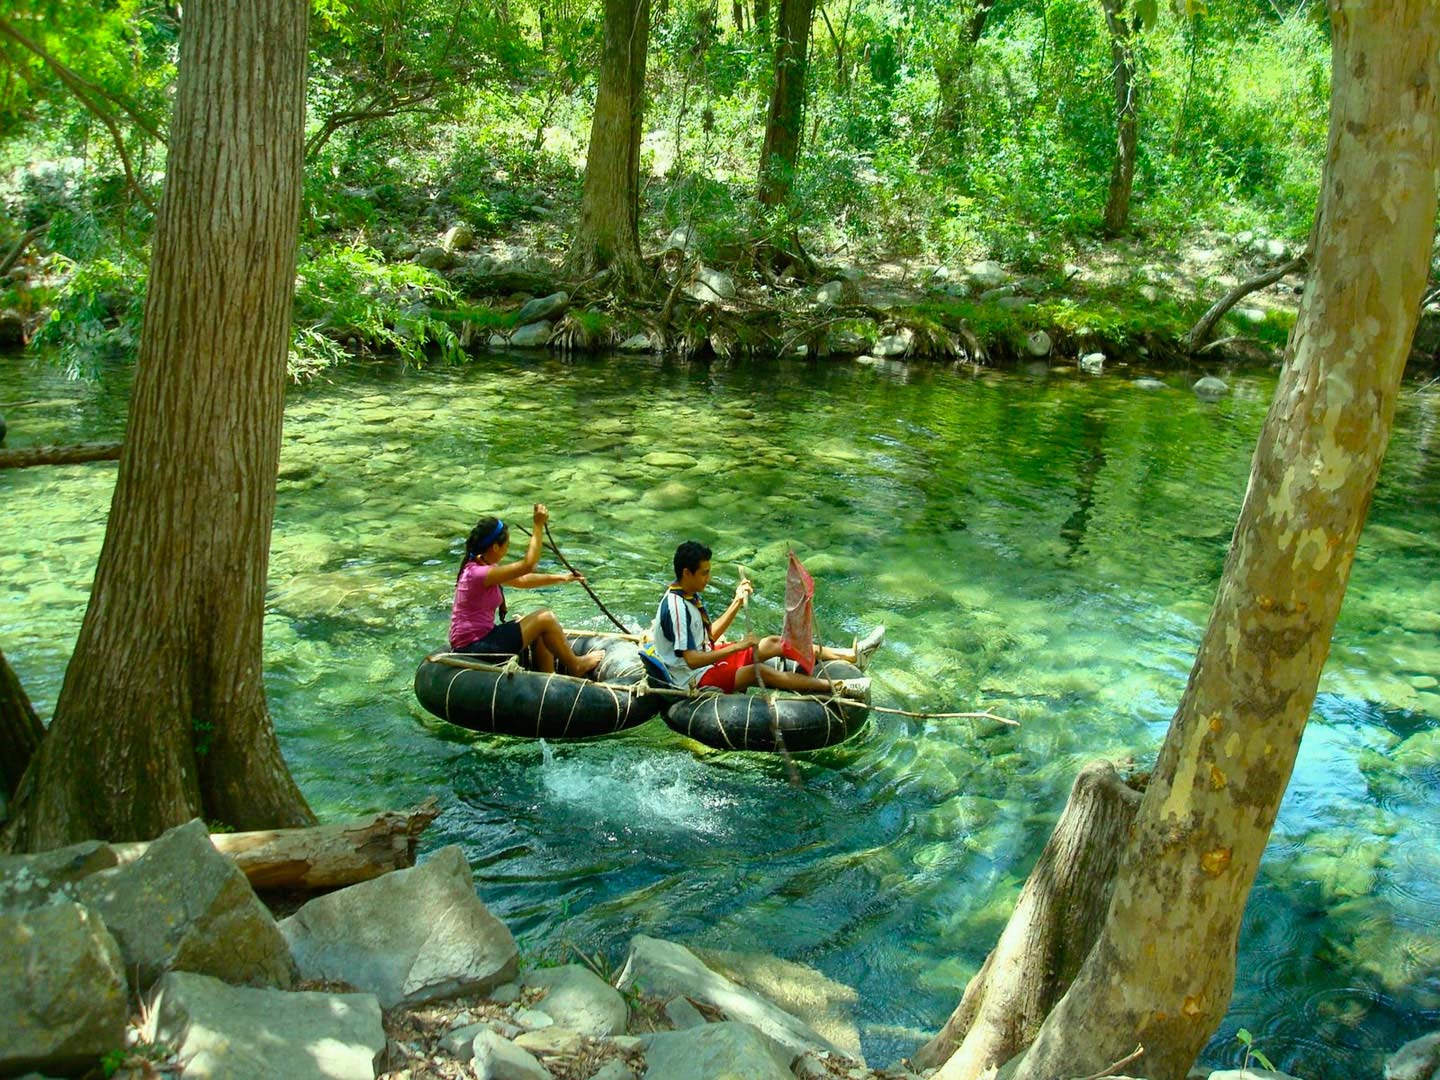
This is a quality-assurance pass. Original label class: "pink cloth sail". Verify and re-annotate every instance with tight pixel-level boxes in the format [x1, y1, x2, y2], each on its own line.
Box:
[782, 550, 816, 674]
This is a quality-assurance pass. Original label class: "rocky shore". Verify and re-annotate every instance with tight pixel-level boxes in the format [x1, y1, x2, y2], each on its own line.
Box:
[3, 819, 1437, 1080]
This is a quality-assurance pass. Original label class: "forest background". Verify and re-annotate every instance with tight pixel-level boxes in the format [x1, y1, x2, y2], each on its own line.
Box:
[0, 0, 1336, 376]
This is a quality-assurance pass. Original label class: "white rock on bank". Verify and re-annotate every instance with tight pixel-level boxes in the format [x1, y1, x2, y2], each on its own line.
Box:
[523, 964, 629, 1036]
[640, 1022, 793, 1080]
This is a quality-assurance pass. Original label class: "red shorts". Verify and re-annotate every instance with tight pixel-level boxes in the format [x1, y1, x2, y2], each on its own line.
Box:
[697, 641, 813, 694]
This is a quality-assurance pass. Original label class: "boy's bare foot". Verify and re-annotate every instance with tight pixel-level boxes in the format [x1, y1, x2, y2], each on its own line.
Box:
[572, 649, 605, 678]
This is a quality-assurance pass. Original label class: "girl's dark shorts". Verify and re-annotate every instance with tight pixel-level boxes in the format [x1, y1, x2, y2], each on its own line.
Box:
[456, 620, 525, 658]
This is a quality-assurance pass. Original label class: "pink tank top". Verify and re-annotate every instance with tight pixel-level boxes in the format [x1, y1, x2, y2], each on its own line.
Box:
[449, 561, 503, 649]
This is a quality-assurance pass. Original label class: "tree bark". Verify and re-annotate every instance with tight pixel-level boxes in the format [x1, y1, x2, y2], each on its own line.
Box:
[917, 762, 1142, 1077]
[1099, 0, 1138, 235]
[566, 0, 651, 292]
[0, 648, 44, 801]
[933, 0, 998, 139]
[0, 441, 123, 469]
[6, 0, 316, 850]
[1009, 5, 1440, 1078]
[756, 0, 815, 207]
[112, 798, 441, 890]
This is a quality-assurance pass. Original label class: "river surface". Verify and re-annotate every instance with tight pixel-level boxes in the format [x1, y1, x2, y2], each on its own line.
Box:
[3, 350, 1438, 1076]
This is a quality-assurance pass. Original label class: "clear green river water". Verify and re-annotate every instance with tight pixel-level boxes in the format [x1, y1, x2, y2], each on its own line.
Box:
[3, 350, 1438, 1077]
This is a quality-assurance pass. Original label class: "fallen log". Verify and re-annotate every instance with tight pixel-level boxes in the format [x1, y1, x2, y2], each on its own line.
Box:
[0, 441, 123, 469]
[913, 761, 1143, 1079]
[113, 797, 441, 890]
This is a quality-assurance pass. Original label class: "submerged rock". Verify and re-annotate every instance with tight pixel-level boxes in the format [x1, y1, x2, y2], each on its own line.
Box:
[1193, 375, 1230, 399]
[1385, 1031, 1440, 1080]
[1079, 352, 1105, 375]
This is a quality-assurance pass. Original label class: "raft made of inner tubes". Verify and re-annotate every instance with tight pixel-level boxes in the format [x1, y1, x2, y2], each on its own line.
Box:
[662, 659, 870, 752]
[414, 633, 664, 739]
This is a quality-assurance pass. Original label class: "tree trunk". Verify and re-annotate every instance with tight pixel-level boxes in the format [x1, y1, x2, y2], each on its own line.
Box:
[0, 441, 123, 469]
[732, 1, 745, 34]
[753, 0, 768, 31]
[1100, 0, 1138, 235]
[1185, 256, 1308, 355]
[756, 0, 815, 207]
[566, 0, 651, 292]
[933, 0, 998, 139]
[916, 762, 1142, 1077]
[0, 648, 44, 801]
[6, 0, 315, 850]
[112, 798, 440, 891]
[1009, 5, 1440, 1078]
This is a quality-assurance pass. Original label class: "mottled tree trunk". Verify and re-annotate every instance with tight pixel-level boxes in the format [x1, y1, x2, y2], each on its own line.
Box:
[916, 763, 1141, 1078]
[7, 0, 315, 849]
[567, 0, 651, 292]
[1100, 0, 1138, 235]
[1007, 5, 1440, 1078]
[756, 0, 815, 207]
[753, 0, 769, 31]
[0, 648, 44, 801]
[933, 0, 998, 140]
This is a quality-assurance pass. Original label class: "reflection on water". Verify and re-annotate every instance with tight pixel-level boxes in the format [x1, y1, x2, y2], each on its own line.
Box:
[2, 351, 1438, 1076]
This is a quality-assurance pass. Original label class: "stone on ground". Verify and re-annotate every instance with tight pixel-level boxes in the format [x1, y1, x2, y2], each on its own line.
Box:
[640, 1022, 793, 1080]
[471, 1027, 552, 1080]
[148, 970, 384, 1080]
[281, 844, 517, 1008]
[522, 965, 628, 1036]
[1385, 1031, 1440, 1080]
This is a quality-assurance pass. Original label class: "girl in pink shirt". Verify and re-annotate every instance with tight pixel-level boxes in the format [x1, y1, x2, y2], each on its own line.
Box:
[449, 503, 603, 677]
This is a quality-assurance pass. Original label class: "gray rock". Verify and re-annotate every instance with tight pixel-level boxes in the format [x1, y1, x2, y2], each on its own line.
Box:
[1193, 375, 1230, 399]
[1265, 238, 1289, 259]
[514, 1026, 583, 1057]
[1234, 306, 1267, 326]
[1209, 1070, 1304, 1080]
[524, 965, 628, 1037]
[414, 246, 453, 270]
[490, 981, 522, 1005]
[1079, 352, 1106, 375]
[943, 281, 972, 298]
[509, 320, 554, 348]
[685, 267, 737, 303]
[665, 996, 708, 1029]
[443, 223, 476, 253]
[664, 225, 698, 253]
[472, 1027, 552, 1080]
[0, 840, 117, 912]
[588, 1061, 637, 1080]
[0, 902, 128, 1076]
[979, 284, 1018, 302]
[827, 329, 869, 355]
[515, 291, 570, 325]
[640, 1022, 792, 1080]
[964, 260, 1008, 288]
[996, 296, 1031, 310]
[872, 330, 912, 357]
[442, 1022, 488, 1056]
[281, 844, 517, 1008]
[815, 281, 844, 306]
[514, 1007, 556, 1030]
[149, 971, 384, 1080]
[1133, 377, 1166, 390]
[618, 333, 654, 352]
[1024, 330, 1052, 357]
[1385, 1032, 1440, 1080]
[75, 819, 293, 991]
[616, 936, 845, 1063]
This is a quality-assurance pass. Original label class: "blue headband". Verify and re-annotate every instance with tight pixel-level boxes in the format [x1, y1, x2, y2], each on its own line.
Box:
[478, 519, 505, 551]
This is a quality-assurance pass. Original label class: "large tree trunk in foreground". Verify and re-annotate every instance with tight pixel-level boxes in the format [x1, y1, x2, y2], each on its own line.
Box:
[916, 762, 1141, 1077]
[0, 648, 44, 800]
[112, 798, 440, 890]
[1099, 0, 1138, 235]
[567, 0, 650, 291]
[6, 0, 315, 850]
[1007, 5, 1440, 1079]
[756, 0, 815, 208]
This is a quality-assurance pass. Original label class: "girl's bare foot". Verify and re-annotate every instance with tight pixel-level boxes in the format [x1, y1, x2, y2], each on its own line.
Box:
[572, 649, 604, 678]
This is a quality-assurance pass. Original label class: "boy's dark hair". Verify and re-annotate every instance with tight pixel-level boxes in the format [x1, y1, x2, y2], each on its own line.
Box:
[673, 540, 712, 581]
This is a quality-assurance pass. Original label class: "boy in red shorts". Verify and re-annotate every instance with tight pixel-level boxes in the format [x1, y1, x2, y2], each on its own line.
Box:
[645, 540, 883, 698]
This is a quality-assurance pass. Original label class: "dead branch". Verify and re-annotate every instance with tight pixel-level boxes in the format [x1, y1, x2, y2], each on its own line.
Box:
[0, 442, 123, 469]
[1185, 255, 1306, 354]
[1072, 1044, 1144, 1080]
[0, 224, 47, 278]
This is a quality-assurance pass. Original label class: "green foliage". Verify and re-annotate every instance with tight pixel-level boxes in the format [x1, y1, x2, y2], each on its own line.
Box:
[291, 245, 463, 375]
[1236, 1027, 1277, 1072]
[31, 251, 147, 376]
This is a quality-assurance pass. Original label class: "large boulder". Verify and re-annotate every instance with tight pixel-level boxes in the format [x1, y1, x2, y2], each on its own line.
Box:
[0, 840, 118, 913]
[1193, 375, 1230, 400]
[74, 819, 293, 991]
[281, 844, 517, 1008]
[615, 936, 846, 1064]
[509, 320, 554, 348]
[522, 965, 628, 1037]
[515, 291, 570, 325]
[0, 901, 128, 1076]
[640, 1022, 793, 1080]
[1385, 1032, 1440, 1080]
[685, 268, 737, 304]
[148, 971, 385, 1080]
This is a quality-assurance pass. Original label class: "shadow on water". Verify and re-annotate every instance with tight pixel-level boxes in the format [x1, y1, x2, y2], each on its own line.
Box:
[2, 350, 1439, 1075]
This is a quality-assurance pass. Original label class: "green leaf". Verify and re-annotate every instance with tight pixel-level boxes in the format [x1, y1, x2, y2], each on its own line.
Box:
[1236, 1028, 1254, 1047]
[1135, 0, 1160, 29]
[1252, 1048, 1277, 1072]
